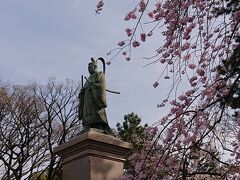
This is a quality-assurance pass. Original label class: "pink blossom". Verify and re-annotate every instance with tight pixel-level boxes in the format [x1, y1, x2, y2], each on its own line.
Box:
[155, 2, 161, 10]
[207, 15, 213, 20]
[183, 54, 191, 61]
[183, 34, 190, 40]
[170, 100, 177, 106]
[217, 34, 223, 38]
[187, 16, 195, 22]
[132, 40, 140, 47]
[125, 28, 132, 37]
[153, 81, 159, 88]
[163, 52, 170, 58]
[233, 10, 240, 21]
[189, 76, 197, 83]
[201, 76, 207, 83]
[140, 33, 146, 42]
[163, 99, 168, 103]
[218, 52, 224, 57]
[147, 12, 154, 18]
[154, 13, 161, 20]
[139, 0, 146, 12]
[168, 48, 174, 54]
[204, 42, 210, 49]
[181, 42, 191, 51]
[188, 63, 196, 69]
[192, 45, 197, 49]
[160, 59, 166, 63]
[126, 57, 131, 61]
[178, 95, 186, 101]
[213, 28, 220, 33]
[184, 98, 192, 106]
[174, 50, 180, 55]
[95, 0, 104, 14]
[147, 31, 153, 36]
[206, 33, 213, 39]
[197, 68, 205, 76]
[157, 103, 165, 107]
[160, 117, 167, 125]
[124, 15, 130, 21]
[117, 41, 125, 47]
[191, 82, 197, 87]
[125, 11, 137, 21]
[185, 89, 195, 96]
[164, 40, 172, 48]
[96, 0, 104, 8]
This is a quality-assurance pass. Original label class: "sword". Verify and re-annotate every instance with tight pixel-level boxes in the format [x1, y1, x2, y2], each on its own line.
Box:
[81, 75, 83, 89]
[84, 77, 120, 94]
[106, 89, 120, 94]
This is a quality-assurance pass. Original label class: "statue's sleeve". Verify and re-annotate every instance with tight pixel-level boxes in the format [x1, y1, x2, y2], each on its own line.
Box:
[91, 73, 107, 109]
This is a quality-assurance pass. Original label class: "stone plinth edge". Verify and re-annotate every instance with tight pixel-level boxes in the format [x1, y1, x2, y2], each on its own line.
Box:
[53, 129, 133, 162]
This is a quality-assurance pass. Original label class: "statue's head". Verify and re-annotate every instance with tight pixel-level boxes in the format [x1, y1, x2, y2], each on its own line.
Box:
[88, 58, 98, 74]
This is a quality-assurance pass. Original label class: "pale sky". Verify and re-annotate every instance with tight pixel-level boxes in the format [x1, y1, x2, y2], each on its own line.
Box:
[0, 0, 172, 127]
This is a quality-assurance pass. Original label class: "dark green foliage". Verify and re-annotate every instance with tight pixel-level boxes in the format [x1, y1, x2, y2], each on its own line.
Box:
[116, 112, 148, 150]
[215, 0, 240, 16]
[213, 0, 240, 110]
[116, 113, 148, 174]
[218, 43, 240, 109]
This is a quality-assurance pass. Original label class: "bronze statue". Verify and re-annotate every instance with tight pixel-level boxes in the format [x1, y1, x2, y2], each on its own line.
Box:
[79, 57, 112, 134]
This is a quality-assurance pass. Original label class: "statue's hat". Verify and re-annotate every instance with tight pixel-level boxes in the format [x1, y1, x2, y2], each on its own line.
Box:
[89, 57, 98, 67]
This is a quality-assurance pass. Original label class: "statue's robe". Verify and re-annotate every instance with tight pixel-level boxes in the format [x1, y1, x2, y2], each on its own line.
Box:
[79, 71, 108, 128]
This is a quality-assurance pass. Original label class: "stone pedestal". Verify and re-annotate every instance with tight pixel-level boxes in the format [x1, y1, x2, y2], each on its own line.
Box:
[53, 129, 133, 180]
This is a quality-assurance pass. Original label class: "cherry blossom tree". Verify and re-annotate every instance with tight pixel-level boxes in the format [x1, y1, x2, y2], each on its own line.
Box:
[97, 0, 240, 179]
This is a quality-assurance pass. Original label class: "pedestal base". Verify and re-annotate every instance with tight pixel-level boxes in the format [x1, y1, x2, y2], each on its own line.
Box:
[53, 129, 133, 180]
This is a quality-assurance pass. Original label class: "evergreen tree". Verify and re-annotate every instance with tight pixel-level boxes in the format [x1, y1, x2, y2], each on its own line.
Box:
[116, 113, 148, 151]
[116, 113, 148, 175]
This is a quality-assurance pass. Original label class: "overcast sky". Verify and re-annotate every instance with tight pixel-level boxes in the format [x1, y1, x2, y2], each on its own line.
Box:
[0, 0, 173, 127]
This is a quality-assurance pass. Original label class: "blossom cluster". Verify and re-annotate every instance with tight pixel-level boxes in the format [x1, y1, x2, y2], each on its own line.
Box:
[95, 0, 104, 14]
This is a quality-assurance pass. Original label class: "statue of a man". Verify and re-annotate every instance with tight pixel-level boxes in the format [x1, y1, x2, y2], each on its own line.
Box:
[79, 58, 112, 134]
